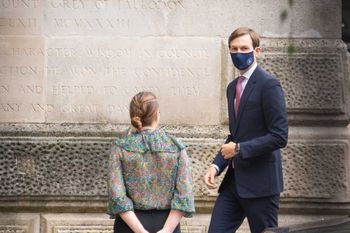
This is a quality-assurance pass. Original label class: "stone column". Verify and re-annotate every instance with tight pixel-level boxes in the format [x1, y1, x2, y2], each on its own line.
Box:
[0, 0, 349, 232]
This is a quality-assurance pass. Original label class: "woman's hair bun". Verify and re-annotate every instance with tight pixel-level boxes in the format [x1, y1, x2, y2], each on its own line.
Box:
[131, 116, 142, 130]
[130, 91, 159, 130]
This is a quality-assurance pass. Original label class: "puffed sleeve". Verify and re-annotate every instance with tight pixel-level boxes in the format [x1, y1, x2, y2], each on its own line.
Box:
[107, 145, 134, 217]
[171, 149, 195, 217]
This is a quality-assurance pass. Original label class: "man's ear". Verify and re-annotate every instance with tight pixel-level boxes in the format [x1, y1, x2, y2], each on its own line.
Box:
[254, 47, 261, 56]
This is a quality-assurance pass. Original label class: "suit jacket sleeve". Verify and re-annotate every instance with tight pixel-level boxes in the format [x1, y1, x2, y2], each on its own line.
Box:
[239, 78, 288, 159]
[212, 81, 235, 174]
[212, 135, 232, 175]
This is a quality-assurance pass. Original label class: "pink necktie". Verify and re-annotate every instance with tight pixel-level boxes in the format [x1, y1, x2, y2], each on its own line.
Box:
[235, 76, 245, 116]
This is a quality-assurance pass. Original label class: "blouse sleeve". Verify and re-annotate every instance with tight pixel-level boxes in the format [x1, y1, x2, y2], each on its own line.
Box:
[171, 149, 195, 217]
[107, 145, 134, 216]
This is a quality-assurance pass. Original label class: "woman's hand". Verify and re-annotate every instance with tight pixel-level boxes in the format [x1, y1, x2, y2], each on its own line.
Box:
[157, 229, 172, 233]
[120, 211, 149, 233]
[138, 230, 150, 233]
[157, 210, 183, 233]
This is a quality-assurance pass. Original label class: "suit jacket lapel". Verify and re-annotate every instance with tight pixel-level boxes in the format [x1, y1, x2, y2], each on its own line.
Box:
[228, 78, 238, 122]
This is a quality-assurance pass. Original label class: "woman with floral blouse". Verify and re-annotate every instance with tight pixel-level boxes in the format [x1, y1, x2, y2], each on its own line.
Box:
[107, 91, 195, 233]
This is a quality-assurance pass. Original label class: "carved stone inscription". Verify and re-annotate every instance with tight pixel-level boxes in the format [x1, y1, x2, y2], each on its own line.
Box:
[45, 0, 185, 36]
[0, 0, 42, 35]
[44, 0, 340, 38]
[0, 37, 45, 122]
[0, 37, 221, 124]
[46, 38, 221, 124]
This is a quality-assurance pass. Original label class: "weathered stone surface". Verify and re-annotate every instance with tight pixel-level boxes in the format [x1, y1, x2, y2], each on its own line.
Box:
[0, 213, 40, 233]
[0, 139, 111, 196]
[0, 133, 347, 200]
[184, 214, 350, 233]
[0, 213, 344, 233]
[260, 39, 349, 115]
[282, 141, 348, 198]
[41, 214, 113, 233]
[37, 213, 347, 233]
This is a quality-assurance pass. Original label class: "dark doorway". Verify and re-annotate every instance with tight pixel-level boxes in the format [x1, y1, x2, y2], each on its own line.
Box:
[343, 0, 350, 52]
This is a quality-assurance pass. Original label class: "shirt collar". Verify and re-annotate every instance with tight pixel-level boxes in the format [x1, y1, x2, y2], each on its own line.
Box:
[240, 63, 257, 80]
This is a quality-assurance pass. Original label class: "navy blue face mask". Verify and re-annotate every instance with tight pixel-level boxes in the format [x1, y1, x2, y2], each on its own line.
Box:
[230, 51, 254, 70]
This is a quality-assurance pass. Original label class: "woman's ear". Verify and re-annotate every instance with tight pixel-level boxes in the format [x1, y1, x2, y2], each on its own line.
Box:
[157, 110, 160, 123]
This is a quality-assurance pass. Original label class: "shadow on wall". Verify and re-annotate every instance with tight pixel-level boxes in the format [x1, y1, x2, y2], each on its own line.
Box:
[343, 0, 350, 52]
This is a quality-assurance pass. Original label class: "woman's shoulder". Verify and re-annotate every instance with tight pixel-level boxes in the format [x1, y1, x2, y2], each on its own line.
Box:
[114, 128, 185, 153]
[113, 129, 144, 152]
[159, 130, 186, 151]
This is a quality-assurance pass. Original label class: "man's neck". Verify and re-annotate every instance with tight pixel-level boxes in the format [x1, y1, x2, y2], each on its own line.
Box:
[239, 62, 257, 76]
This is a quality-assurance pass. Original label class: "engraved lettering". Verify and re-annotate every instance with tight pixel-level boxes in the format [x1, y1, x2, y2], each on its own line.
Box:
[52, 85, 94, 96]
[0, 17, 37, 28]
[0, 85, 9, 93]
[53, 18, 130, 29]
[134, 86, 160, 94]
[19, 85, 43, 94]
[60, 104, 97, 113]
[107, 104, 129, 113]
[0, 66, 38, 76]
[84, 48, 132, 58]
[47, 65, 101, 77]
[50, 0, 85, 9]
[53, 18, 70, 28]
[47, 66, 64, 76]
[103, 86, 119, 95]
[140, 49, 152, 58]
[133, 67, 201, 79]
[0, 0, 39, 8]
[117, 0, 185, 10]
[170, 86, 200, 96]
[105, 18, 130, 29]
[31, 103, 54, 112]
[46, 47, 78, 57]
[104, 66, 126, 78]
[157, 49, 208, 58]
[0, 103, 21, 112]
[95, 0, 107, 9]
[0, 47, 45, 56]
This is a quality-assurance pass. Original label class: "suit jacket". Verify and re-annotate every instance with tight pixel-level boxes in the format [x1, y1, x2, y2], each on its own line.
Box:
[213, 65, 288, 198]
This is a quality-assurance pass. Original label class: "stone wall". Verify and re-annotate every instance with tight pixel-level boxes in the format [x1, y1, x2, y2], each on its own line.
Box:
[1, 0, 349, 232]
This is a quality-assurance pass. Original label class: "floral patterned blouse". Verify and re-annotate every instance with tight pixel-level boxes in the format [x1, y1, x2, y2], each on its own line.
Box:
[107, 128, 195, 218]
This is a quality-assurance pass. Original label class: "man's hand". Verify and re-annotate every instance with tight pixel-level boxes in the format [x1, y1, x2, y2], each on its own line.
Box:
[204, 166, 218, 189]
[221, 141, 237, 159]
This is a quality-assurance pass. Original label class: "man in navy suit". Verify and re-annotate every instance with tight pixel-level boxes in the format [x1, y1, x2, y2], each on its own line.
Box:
[204, 27, 288, 233]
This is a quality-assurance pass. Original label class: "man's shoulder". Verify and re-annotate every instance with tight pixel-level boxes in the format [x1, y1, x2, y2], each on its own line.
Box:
[255, 65, 275, 79]
[253, 66, 281, 88]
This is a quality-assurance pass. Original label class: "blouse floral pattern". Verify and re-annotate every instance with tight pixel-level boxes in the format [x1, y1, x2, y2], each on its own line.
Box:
[107, 128, 195, 218]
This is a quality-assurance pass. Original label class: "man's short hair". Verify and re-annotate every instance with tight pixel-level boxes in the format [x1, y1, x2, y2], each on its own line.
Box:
[228, 27, 260, 49]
